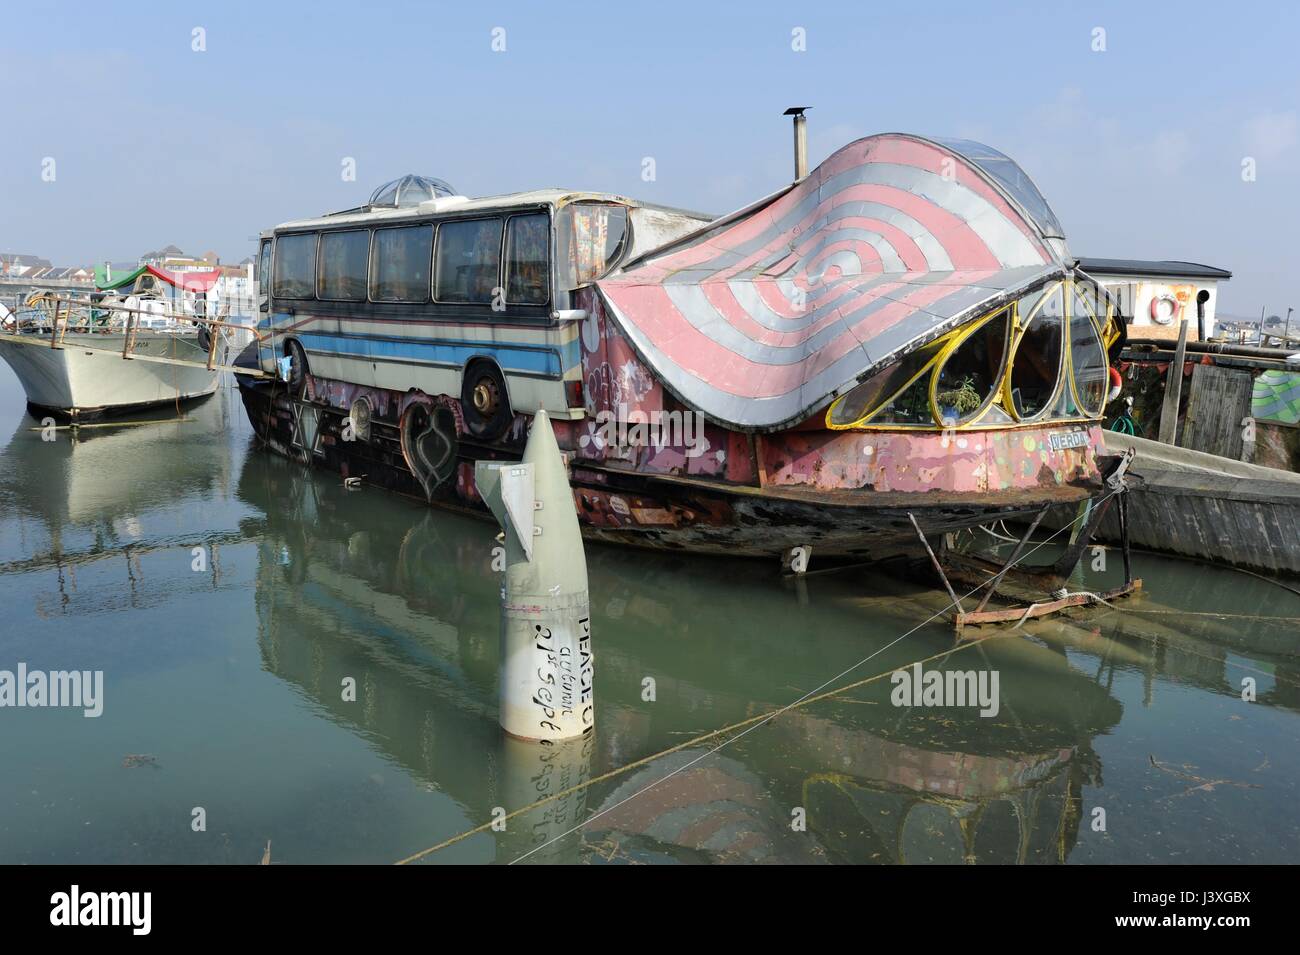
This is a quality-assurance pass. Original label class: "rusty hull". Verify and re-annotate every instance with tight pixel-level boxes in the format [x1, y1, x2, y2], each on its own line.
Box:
[238, 376, 1099, 560]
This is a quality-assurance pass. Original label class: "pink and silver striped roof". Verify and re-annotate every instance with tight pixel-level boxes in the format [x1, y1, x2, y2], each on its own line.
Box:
[596, 133, 1067, 431]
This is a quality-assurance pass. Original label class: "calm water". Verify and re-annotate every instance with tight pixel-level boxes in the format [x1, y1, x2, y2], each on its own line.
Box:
[1, 368, 1297, 865]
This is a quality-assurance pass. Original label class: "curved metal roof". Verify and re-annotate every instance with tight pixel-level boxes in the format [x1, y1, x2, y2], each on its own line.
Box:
[595, 133, 1064, 431]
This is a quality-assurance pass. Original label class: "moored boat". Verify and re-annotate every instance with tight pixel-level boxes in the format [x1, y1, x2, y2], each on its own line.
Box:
[235, 129, 1125, 564]
[0, 266, 231, 420]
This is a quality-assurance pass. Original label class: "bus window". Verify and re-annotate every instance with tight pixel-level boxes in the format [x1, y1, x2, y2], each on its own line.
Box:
[257, 239, 271, 308]
[560, 203, 627, 287]
[505, 214, 550, 306]
[435, 218, 503, 304]
[274, 233, 316, 299]
[370, 225, 433, 303]
[318, 230, 370, 301]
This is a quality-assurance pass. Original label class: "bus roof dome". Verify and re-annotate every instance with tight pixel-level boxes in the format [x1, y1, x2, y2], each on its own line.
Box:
[368, 174, 459, 208]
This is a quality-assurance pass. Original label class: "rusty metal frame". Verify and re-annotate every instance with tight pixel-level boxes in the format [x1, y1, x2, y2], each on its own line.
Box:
[908, 449, 1141, 634]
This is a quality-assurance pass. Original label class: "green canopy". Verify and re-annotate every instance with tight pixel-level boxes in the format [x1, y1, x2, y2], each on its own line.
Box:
[95, 264, 146, 290]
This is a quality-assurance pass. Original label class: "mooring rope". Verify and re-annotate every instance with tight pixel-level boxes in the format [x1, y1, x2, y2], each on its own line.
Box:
[396, 485, 1127, 865]
[393, 632, 1003, 865]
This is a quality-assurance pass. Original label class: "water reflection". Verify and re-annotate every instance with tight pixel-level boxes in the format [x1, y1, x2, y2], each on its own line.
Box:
[235, 450, 1137, 864]
[0, 390, 250, 621]
[1, 371, 1296, 864]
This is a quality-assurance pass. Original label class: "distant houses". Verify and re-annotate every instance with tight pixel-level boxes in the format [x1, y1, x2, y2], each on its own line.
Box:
[0, 253, 54, 278]
[2, 245, 257, 316]
[1, 254, 93, 282]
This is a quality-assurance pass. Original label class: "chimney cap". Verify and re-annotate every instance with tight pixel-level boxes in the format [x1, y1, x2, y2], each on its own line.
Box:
[783, 106, 811, 116]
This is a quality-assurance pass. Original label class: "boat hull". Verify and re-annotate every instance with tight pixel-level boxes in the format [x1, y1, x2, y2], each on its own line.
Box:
[236, 377, 1099, 561]
[0, 332, 221, 419]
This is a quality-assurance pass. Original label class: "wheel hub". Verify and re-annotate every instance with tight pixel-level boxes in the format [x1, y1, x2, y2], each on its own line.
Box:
[472, 377, 501, 416]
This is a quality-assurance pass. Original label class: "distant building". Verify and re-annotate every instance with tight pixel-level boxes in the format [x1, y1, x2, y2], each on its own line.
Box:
[138, 244, 225, 278]
[1, 253, 53, 277]
[1076, 258, 1231, 342]
[213, 261, 256, 318]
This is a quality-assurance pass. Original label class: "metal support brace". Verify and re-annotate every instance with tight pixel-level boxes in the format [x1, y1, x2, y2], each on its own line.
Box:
[972, 506, 1049, 614]
[907, 512, 964, 613]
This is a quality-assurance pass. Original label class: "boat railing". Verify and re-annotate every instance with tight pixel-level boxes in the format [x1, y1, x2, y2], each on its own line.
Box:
[5, 293, 269, 376]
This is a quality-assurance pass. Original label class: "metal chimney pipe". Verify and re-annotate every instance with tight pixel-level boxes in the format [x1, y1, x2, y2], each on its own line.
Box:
[784, 107, 810, 181]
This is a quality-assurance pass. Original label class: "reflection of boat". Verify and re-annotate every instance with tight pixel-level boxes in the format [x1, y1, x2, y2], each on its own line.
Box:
[0, 389, 235, 535]
[0, 391, 236, 554]
[0, 267, 236, 419]
[235, 451, 1126, 863]
[236, 126, 1124, 562]
[0, 385, 245, 620]
[583, 638, 1119, 864]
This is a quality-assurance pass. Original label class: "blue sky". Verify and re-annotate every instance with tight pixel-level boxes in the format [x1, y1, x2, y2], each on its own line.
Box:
[1, 1, 1296, 315]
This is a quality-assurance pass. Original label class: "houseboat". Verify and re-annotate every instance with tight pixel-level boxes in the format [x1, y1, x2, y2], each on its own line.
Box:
[234, 131, 1122, 563]
[0, 265, 227, 420]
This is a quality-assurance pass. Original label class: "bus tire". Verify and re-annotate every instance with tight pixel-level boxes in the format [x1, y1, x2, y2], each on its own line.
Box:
[285, 339, 309, 396]
[460, 361, 512, 441]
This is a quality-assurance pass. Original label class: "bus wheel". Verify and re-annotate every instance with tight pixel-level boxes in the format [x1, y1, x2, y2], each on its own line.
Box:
[461, 362, 511, 441]
[285, 339, 309, 396]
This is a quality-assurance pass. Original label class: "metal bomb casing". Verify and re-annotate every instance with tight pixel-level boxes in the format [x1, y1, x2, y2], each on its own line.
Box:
[475, 411, 594, 741]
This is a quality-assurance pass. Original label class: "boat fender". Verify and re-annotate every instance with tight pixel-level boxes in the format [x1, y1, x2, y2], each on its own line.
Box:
[1107, 366, 1123, 403]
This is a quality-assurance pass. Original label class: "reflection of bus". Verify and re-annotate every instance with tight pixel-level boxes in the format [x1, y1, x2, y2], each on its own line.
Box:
[237, 133, 1124, 564]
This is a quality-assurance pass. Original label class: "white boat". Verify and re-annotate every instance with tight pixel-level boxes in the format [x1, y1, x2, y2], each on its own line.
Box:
[0, 266, 245, 420]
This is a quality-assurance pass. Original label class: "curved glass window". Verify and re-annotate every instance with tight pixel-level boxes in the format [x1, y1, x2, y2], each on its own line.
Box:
[1068, 287, 1108, 416]
[560, 203, 628, 287]
[932, 138, 1065, 239]
[369, 174, 457, 207]
[828, 338, 945, 426]
[869, 373, 935, 426]
[1008, 284, 1064, 418]
[932, 308, 1010, 425]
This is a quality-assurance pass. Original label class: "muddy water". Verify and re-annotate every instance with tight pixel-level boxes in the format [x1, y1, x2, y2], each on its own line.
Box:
[0, 369, 1297, 864]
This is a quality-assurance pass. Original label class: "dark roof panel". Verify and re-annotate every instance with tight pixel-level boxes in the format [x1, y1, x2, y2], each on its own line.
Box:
[1076, 257, 1231, 280]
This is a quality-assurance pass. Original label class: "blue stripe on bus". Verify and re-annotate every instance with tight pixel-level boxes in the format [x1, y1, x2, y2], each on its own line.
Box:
[295, 330, 565, 376]
[260, 313, 581, 376]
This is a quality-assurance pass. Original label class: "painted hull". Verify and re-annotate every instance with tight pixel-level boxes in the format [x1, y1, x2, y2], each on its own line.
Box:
[0, 331, 221, 419]
[236, 376, 1101, 561]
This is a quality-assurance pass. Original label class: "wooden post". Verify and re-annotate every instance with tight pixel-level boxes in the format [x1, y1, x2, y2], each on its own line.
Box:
[206, 323, 220, 370]
[121, 311, 136, 359]
[1157, 317, 1188, 445]
[49, 299, 61, 348]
